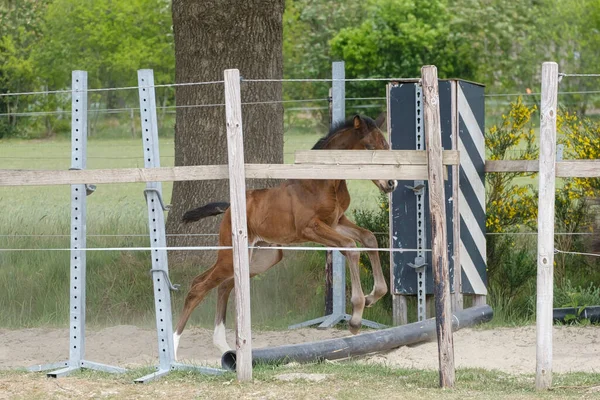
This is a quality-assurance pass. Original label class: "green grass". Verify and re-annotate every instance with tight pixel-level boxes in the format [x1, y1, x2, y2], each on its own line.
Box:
[0, 125, 385, 329]
[1, 364, 599, 399]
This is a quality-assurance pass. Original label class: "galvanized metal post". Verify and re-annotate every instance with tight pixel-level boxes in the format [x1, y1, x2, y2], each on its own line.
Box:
[39, 71, 126, 378]
[134, 69, 223, 383]
[289, 61, 385, 330]
[68, 70, 88, 372]
[409, 85, 428, 322]
[318, 61, 349, 328]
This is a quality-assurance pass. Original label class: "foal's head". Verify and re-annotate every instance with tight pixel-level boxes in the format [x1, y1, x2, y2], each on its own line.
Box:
[313, 114, 398, 193]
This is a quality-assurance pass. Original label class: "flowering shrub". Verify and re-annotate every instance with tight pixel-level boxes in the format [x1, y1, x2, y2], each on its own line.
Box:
[559, 111, 600, 195]
[352, 98, 600, 319]
[485, 97, 538, 234]
[487, 99, 600, 291]
[554, 111, 600, 284]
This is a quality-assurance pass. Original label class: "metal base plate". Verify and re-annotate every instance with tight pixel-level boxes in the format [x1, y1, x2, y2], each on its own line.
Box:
[289, 313, 387, 330]
[37, 360, 127, 378]
[134, 363, 225, 383]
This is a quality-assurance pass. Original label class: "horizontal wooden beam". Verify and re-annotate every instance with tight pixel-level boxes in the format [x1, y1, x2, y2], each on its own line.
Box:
[557, 160, 600, 177]
[6, 158, 598, 187]
[485, 159, 600, 177]
[0, 163, 447, 187]
[295, 150, 460, 165]
[485, 160, 538, 173]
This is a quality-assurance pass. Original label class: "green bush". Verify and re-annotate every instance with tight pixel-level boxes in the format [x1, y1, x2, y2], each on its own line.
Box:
[554, 280, 600, 309]
[0, 118, 17, 138]
[487, 236, 537, 323]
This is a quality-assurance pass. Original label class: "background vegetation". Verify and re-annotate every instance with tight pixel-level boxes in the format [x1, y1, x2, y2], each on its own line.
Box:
[3, 0, 600, 138]
[2, 0, 600, 329]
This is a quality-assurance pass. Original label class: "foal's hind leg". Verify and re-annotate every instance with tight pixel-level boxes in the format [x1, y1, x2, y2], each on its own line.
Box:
[213, 278, 234, 354]
[212, 244, 283, 354]
[173, 250, 233, 360]
[336, 215, 388, 307]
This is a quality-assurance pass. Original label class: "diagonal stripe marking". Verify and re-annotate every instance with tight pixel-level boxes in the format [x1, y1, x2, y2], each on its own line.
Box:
[460, 240, 488, 295]
[459, 191, 486, 256]
[458, 86, 485, 160]
[459, 138, 486, 210]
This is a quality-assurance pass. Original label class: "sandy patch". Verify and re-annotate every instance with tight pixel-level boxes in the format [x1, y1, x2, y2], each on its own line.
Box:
[1, 324, 599, 374]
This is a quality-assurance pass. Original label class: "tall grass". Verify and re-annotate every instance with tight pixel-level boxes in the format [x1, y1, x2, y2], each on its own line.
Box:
[0, 120, 385, 329]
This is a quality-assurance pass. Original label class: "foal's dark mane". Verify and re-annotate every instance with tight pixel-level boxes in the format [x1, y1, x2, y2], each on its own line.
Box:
[312, 115, 378, 150]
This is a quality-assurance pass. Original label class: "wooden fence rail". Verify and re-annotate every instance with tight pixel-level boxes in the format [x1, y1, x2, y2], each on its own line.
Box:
[5, 155, 598, 189]
[486, 159, 600, 177]
[0, 150, 458, 187]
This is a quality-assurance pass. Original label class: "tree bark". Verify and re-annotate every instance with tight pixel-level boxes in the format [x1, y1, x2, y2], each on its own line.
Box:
[168, 0, 284, 264]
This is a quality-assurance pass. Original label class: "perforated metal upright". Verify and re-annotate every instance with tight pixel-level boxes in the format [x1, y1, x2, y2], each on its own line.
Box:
[390, 79, 486, 325]
[135, 69, 223, 383]
[410, 85, 428, 322]
[289, 61, 385, 330]
[29, 71, 126, 378]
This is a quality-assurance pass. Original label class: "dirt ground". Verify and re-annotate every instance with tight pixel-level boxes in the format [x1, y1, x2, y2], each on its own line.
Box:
[1, 324, 599, 374]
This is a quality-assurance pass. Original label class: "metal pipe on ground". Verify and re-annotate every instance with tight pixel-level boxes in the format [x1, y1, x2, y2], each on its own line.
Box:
[221, 304, 493, 371]
[553, 306, 600, 324]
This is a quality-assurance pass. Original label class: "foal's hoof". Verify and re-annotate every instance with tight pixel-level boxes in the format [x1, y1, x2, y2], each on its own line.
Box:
[348, 319, 361, 335]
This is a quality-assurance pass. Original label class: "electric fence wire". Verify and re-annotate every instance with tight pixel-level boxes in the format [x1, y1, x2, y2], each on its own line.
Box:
[555, 248, 600, 257]
[0, 76, 419, 99]
[0, 231, 593, 239]
[0, 245, 430, 253]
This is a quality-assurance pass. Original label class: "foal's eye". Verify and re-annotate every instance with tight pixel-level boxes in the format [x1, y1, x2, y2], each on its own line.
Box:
[365, 144, 375, 150]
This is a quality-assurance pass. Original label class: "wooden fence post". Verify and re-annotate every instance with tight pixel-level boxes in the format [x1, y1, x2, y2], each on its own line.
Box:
[536, 61, 558, 390]
[224, 68, 252, 382]
[421, 65, 455, 388]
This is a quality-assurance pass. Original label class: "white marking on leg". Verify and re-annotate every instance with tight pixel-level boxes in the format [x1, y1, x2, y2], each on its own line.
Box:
[213, 322, 232, 354]
[173, 332, 181, 361]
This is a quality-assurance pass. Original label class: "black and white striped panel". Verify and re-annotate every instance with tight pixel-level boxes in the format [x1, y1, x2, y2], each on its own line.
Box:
[457, 82, 487, 295]
[389, 81, 454, 295]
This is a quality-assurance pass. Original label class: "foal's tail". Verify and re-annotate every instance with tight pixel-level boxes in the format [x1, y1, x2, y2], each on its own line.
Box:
[182, 202, 230, 223]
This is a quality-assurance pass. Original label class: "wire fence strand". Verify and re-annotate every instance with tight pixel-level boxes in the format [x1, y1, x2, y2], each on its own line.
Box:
[0, 232, 594, 238]
[0, 245, 430, 253]
[241, 77, 420, 83]
[559, 73, 600, 78]
[0, 80, 225, 98]
[555, 248, 600, 257]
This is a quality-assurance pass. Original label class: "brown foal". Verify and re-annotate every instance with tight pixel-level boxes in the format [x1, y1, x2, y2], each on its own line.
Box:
[173, 115, 397, 357]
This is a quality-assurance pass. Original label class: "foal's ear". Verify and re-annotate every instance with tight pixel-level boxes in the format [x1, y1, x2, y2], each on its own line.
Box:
[353, 114, 363, 129]
[375, 112, 387, 129]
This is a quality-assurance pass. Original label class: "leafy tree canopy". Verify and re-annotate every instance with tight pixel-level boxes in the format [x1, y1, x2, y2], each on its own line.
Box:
[33, 0, 174, 93]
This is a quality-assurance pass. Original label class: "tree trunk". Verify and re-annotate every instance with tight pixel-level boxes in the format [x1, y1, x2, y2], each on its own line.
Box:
[168, 0, 284, 264]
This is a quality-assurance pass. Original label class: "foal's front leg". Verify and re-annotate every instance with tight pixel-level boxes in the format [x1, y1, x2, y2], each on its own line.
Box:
[302, 219, 365, 334]
[335, 215, 388, 307]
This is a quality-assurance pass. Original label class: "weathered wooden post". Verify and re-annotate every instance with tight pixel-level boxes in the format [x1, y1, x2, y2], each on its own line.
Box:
[536, 61, 559, 390]
[421, 65, 455, 388]
[224, 68, 252, 381]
